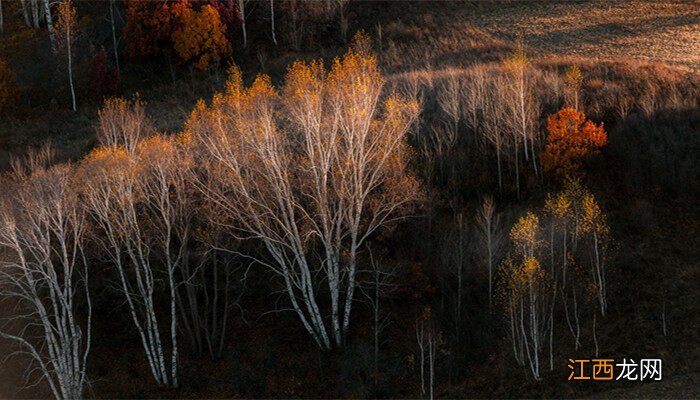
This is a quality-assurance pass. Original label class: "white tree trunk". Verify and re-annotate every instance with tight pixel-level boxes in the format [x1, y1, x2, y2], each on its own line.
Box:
[32, 0, 40, 29]
[270, 0, 276, 45]
[0, 164, 92, 400]
[237, 0, 247, 48]
[67, 32, 76, 111]
[43, 0, 56, 51]
[20, 0, 31, 26]
[109, 0, 120, 74]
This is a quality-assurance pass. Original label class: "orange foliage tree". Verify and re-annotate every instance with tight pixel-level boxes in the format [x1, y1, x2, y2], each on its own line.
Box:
[171, 4, 230, 70]
[125, 0, 230, 70]
[541, 107, 607, 178]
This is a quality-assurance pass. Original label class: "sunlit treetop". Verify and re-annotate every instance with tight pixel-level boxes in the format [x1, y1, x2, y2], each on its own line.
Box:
[542, 107, 607, 179]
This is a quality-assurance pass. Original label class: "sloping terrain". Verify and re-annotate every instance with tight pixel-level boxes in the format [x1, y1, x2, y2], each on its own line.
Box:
[469, 1, 700, 70]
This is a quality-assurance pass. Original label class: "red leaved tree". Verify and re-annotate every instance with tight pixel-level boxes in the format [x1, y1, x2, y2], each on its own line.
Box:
[541, 107, 607, 178]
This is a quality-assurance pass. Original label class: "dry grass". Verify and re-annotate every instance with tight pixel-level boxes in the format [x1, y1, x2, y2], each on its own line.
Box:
[470, 0, 700, 70]
[369, 1, 699, 74]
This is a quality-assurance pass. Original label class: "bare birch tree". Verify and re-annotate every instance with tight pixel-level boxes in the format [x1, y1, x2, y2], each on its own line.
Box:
[108, 0, 120, 74]
[437, 72, 461, 138]
[0, 159, 91, 400]
[501, 40, 541, 178]
[357, 248, 396, 382]
[481, 76, 509, 191]
[79, 135, 191, 387]
[237, 0, 250, 48]
[176, 247, 240, 359]
[415, 308, 438, 400]
[564, 64, 583, 111]
[43, 0, 56, 51]
[54, 0, 77, 111]
[269, 0, 277, 45]
[97, 97, 153, 153]
[462, 67, 486, 141]
[19, 0, 39, 28]
[335, 0, 350, 42]
[283, 0, 304, 49]
[475, 195, 504, 309]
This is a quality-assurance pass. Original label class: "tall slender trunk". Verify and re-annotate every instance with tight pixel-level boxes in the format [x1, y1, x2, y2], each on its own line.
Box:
[592, 311, 599, 357]
[32, 0, 40, 29]
[67, 35, 76, 111]
[20, 0, 31, 26]
[43, 0, 56, 51]
[238, 0, 247, 48]
[341, 240, 359, 343]
[269, 0, 277, 45]
[428, 336, 435, 400]
[496, 143, 503, 192]
[169, 267, 178, 387]
[109, 0, 120, 74]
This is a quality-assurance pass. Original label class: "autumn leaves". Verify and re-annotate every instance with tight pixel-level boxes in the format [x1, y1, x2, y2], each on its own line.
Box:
[125, 0, 231, 71]
[0, 32, 618, 396]
[499, 180, 611, 380]
[184, 33, 420, 350]
[542, 107, 608, 179]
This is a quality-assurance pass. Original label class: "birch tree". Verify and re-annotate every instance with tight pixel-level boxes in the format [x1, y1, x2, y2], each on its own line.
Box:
[43, 0, 56, 51]
[475, 195, 504, 309]
[269, 0, 277, 45]
[481, 77, 509, 191]
[357, 249, 396, 382]
[79, 135, 191, 386]
[176, 246, 240, 359]
[415, 308, 439, 400]
[19, 0, 39, 28]
[19, 0, 30, 27]
[97, 96, 153, 153]
[186, 34, 421, 349]
[109, 0, 120, 74]
[237, 0, 249, 48]
[564, 64, 583, 111]
[0, 160, 91, 400]
[54, 0, 77, 111]
[501, 256, 550, 381]
[437, 72, 461, 138]
[578, 193, 609, 316]
[335, 0, 350, 42]
[501, 40, 540, 173]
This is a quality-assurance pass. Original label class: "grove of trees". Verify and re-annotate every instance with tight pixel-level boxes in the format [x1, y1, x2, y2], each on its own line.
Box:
[1, 1, 697, 398]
